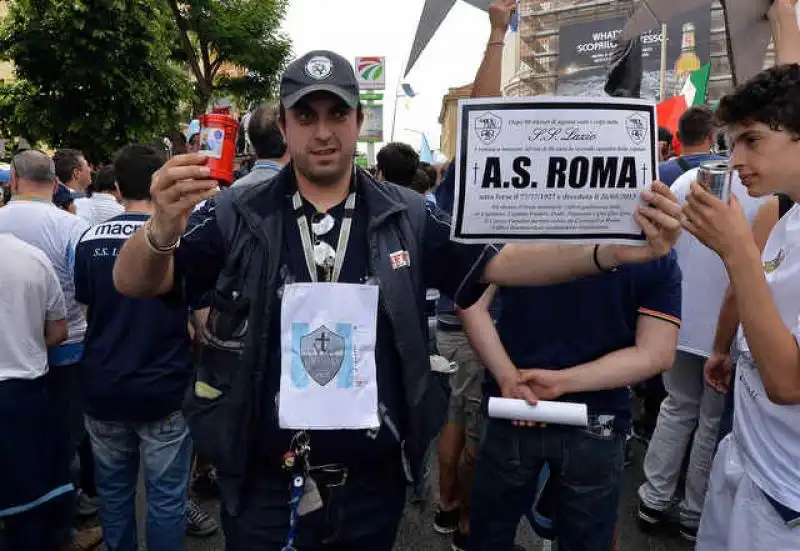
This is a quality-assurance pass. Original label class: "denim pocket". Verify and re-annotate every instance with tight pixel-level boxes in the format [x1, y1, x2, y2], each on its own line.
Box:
[87, 419, 127, 441]
[561, 428, 624, 488]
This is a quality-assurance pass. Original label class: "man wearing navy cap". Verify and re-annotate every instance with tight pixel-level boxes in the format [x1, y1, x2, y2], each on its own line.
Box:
[114, 50, 683, 549]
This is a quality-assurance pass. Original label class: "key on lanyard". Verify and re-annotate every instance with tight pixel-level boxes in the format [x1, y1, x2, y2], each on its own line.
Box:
[283, 432, 312, 551]
[282, 471, 306, 551]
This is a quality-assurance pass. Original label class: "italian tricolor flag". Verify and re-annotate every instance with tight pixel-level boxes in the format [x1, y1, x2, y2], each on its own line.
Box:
[680, 62, 711, 106]
[657, 63, 712, 155]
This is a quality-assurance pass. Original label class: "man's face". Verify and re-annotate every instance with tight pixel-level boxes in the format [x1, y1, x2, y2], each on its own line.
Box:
[281, 92, 361, 187]
[76, 155, 92, 187]
[729, 122, 800, 197]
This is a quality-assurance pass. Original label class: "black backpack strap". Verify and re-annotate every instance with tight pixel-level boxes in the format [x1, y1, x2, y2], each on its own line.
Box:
[778, 194, 794, 220]
[676, 156, 692, 174]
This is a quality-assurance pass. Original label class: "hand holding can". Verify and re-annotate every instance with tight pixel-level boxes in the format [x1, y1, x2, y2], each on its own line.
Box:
[696, 161, 732, 203]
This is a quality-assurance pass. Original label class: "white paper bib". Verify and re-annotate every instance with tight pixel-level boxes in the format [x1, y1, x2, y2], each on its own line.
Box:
[278, 282, 380, 430]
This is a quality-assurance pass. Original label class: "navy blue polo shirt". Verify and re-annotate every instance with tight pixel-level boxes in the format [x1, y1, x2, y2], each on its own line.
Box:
[491, 251, 682, 431]
[659, 153, 724, 186]
[175, 167, 494, 465]
[74, 213, 192, 422]
[435, 163, 501, 324]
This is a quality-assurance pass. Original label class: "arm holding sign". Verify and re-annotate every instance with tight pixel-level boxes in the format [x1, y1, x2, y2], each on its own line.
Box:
[483, 182, 683, 286]
[423, 181, 681, 306]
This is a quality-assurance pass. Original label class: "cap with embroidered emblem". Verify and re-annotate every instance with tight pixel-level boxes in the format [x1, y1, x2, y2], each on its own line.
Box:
[280, 50, 360, 110]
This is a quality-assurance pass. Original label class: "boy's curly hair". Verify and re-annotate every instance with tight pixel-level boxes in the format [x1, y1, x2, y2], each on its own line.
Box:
[715, 64, 800, 138]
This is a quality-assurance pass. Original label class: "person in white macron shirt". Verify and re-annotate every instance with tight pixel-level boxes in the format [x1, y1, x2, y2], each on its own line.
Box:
[682, 52, 800, 551]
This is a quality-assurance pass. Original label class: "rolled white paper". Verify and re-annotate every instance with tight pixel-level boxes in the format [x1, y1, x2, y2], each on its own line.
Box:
[488, 397, 589, 427]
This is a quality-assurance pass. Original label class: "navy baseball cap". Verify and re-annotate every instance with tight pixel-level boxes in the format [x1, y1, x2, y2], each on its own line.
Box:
[280, 50, 360, 110]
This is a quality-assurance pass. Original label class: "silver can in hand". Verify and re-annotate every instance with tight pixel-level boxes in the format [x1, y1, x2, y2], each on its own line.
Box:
[697, 161, 732, 203]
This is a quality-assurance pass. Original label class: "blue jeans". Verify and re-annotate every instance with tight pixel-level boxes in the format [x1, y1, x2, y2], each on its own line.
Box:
[221, 459, 406, 551]
[470, 420, 625, 551]
[85, 411, 192, 551]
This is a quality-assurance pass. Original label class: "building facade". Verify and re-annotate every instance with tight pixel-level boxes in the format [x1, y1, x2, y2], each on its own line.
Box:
[503, 0, 775, 101]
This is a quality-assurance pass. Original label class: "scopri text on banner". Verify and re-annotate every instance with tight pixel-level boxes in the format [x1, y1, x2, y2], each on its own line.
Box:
[452, 96, 657, 244]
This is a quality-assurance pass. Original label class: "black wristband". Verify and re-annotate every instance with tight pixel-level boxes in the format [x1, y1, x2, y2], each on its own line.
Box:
[592, 244, 617, 273]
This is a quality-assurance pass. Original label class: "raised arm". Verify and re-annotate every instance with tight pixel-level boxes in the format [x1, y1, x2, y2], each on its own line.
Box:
[768, 0, 800, 66]
[704, 197, 782, 392]
[471, 0, 514, 99]
[114, 154, 218, 298]
[483, 182, 682, 286]
[685, 185, 800, 405]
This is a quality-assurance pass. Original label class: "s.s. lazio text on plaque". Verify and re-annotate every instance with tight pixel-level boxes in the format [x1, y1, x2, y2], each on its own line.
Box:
[451, 96, 657, 244]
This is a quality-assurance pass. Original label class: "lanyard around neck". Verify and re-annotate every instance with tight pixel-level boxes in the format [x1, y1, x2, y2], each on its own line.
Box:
[292, 191, 357, 283]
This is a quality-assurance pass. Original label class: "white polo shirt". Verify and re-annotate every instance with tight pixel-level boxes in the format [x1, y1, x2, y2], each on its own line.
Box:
[0, 234, 66, 381]
[0, 199, 90, 345]
[77, 193, 124, 225]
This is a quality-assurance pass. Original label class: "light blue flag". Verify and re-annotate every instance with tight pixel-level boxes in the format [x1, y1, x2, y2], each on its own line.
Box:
[509, 0, 519, 32]
[419, 134, 434, 163]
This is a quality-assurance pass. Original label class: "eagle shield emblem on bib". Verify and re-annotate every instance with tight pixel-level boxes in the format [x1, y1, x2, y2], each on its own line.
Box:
[299, 325, 345, 386]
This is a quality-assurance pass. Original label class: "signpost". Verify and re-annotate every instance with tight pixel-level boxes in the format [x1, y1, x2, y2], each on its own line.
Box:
[355, 57, 386, 90]
[355, 57, 386, 166]
[452, 96, 657, 245]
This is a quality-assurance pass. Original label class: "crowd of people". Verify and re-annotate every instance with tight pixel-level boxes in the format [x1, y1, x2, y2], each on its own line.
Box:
[2, 1, 800, 551]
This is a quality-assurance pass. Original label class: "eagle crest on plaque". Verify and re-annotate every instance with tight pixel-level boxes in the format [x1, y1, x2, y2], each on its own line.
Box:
[299, 325, 345, 386]
[474, 112, 502, 145]
[625, 114, 647, 145]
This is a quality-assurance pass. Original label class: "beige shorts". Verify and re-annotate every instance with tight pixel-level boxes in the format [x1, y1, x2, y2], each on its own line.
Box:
[437, 328, 485, 447]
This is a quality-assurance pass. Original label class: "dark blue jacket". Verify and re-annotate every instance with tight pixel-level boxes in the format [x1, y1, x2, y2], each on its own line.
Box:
[184, 169, 451, 515]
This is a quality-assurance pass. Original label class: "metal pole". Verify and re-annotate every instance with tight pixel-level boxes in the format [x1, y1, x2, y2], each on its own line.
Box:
[720, 0, 738, 88]
[366, 141, 376, 166]
[659, 22, 668, 100]
[390, 87, 401, 142]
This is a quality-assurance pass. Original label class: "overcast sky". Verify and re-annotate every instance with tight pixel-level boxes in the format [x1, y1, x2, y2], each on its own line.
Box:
[281, 0, 492, 155]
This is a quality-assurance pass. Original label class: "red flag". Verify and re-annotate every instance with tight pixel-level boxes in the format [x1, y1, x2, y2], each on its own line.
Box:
[657, 95, 688, 156]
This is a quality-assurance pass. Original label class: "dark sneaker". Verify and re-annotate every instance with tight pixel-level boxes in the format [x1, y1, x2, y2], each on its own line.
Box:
[434, 505, 460, 534]
[186, 499, 219, 537]
[192, 466, 220, 499]
[679, 523, 698, 543]
[637, 502, 667, 530]
[451, 529, 469, 551]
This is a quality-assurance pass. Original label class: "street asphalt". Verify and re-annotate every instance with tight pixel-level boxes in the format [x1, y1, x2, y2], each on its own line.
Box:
[93, 437, 693, 551]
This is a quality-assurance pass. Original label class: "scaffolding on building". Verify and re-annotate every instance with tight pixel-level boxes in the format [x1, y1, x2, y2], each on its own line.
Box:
[510, 0, 775, 101]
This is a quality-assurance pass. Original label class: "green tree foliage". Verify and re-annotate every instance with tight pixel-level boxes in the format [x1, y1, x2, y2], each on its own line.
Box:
[0, 0, 189, 162]
[166, 0, 292, 113]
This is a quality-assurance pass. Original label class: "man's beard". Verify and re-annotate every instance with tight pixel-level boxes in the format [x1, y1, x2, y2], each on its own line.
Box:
[295, 153, 352, 188]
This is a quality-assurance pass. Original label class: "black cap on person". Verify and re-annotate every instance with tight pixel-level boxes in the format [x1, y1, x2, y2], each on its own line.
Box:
[280, 50, 360, 110]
